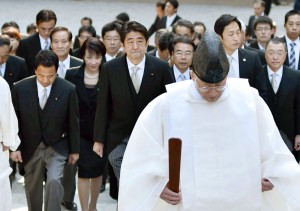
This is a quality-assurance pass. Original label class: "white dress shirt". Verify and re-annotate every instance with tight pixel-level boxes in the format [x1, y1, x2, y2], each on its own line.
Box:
[227, 49, 240, 78]
[127, 55, 146, 87]
[267, 65, 283, 90]
[57, 55, 71, 78]
[39, 35, 51, 50]
[173, 65, 190, 82]
[37, 80, 52, 103]
[166, 14, 177, 28]
[105, 54, 117, 62]
[0, 63, 6, 77]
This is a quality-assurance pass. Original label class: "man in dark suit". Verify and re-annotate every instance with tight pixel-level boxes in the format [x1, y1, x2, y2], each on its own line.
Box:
[93, 21, 173, 199]
[157, 0, 181, 31]
[10, 50, 80, 211]
[16, 10, 57, 76]
[249, 16, 273, 51]
[215, 14, 267, 101]
[263, 38, 300, 161]
[0, 36, 27, 89]
[148, 0, 166, 38]
[50, 26, 82, 210]
[147, 31, 173, 62]
[169, 36, 194, 82]
[281, 10, 300, 70]
[248, 0, 266, 38]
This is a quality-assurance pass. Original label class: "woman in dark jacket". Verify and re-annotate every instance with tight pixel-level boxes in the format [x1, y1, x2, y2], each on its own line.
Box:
[65, 37, 106, 211]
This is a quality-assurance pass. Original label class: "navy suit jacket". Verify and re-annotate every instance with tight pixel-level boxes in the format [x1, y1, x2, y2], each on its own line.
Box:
[281, 36, 300, 70]
[93, 54, 174, 153]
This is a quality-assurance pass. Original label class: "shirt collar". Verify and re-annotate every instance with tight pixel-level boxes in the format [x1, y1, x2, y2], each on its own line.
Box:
[59, 55, 71, 69]
[39, 35, 50, 48]
[126, 55, 146, 71]
[105, 53, 116, 62]
[267, 65, 283, 77]
[36, 79, 52, 95]
[173, 65, 190, 80]
[285, 35, 300, 45]
[227, 49, 239, 61]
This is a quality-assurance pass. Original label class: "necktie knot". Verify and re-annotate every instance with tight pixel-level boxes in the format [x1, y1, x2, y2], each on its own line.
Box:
[58, 63, 66, 78]
[290, 42, 296, 48]
[131, 66, 140, 93]
[179, 73, 186, 81]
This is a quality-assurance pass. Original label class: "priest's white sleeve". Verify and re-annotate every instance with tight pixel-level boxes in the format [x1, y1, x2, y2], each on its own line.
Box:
[255, 91, 300, 210]
[0, 78, 20, 151]
[119, 93, 171, 211]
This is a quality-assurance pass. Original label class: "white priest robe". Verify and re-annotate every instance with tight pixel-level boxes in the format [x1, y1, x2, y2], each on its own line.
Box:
[0, 77, 20, 211]
[119, 78, 300, 211]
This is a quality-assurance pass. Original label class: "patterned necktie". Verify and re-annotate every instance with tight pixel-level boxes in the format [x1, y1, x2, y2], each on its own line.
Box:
[131, 66, 140, 93]
[228, 56, 236, 77]
[40, 88, 48, 109]
[178, 73, 186, 81]
[44, 39, 49, 50]
[289, 42, 296, 69]
[271, 73, 278, 93]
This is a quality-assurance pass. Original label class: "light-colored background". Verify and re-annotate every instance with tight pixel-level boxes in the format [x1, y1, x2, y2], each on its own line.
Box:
[7, 0, 295, 210]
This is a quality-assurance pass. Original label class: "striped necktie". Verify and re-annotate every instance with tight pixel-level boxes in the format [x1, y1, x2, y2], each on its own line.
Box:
[289, 42, 296, 69]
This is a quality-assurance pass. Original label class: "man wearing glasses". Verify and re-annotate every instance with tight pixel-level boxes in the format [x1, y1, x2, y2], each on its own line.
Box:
[118, 31, 300, 210]
[263, 38, 300, 162]
[169, 36, 195, 82]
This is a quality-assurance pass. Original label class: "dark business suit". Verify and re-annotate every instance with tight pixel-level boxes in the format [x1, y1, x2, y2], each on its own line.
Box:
[245, 45, 266, 65]
[148, 16, 163, 37]
[249, 40, 260, 50]
[238, 48, 267, 101]
[147, 49, 157, 57]
[157, 14, 182, 30]
[263, 65, 300, 161]
[16, 33, 43, 76]
[61, 55, 82, 205]
[248, 15, 256, 38]
[281, 36, 300, 70]
[3, 55, 28, 89]
[12, 76, 80, 211]
[94, 54, 173, 198]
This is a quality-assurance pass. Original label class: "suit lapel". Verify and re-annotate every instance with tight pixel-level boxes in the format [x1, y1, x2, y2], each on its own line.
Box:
[25, 77, 40, 126]
[238, 49, 247, 78]
[276, 67, 291, 110]
[41, 78, 63, 127]
[4, 59, 14, 85]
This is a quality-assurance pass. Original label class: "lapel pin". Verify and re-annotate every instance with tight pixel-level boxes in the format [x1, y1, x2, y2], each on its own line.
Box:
[55, 97, 58, 101]
[150, 73, 154, 76]
[243, 58, 246, 62]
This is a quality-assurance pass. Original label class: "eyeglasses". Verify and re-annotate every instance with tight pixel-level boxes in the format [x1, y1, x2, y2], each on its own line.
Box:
[195, 78, 227, 93]
[174, 51, 193, 58]
[104, 37, 120, 42]
[79, 35, 92, 40]
[266, 50, 286, 57]
[256, 27, 271, 32]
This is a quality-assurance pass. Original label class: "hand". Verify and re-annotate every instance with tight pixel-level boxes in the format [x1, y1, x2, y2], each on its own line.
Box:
[93, 142, 104, 157]
[160, 185, 181, 205]
[1, 143, 9, 152]
[10, 151, 23, 163]
[262, 178, 274, 192]
[294, 135, 300, 151]
[68, 153, 79, 165]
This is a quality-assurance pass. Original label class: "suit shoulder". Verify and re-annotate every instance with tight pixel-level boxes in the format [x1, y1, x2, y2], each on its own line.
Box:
[14, 76, 35, 88]
[56, 77, 76, 89]
[8, 55, 26, 64]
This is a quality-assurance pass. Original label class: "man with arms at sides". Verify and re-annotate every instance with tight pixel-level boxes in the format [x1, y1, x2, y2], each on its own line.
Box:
[10, 50, 80, 211]
[214, 14, 267, 101]
[101, 20, 123, 63]
[263, 38, 300, 161]
[0, 36, 28, 89]
[119, 31, 300, 211]
[250, 16, 274, 51]
[157, 0, 181, 31]
[0, 77, 20, 211]
[169, 36, 194, 82]
[50, 26, 82, 211]
[148, 0, 166, 38]
[93, 21, 174, 199]
[17, 9, 56, 76]
[248, 0, 265, 39]
[281, 10, 300, 70]
[148, 31, 174, 62]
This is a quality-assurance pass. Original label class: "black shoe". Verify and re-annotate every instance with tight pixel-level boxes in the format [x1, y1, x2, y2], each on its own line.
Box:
[62, 201, 78, 210]
[100, 184, 106, 193]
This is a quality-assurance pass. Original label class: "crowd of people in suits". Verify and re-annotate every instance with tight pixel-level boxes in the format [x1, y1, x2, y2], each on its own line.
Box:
[0, 0, 300, 210]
